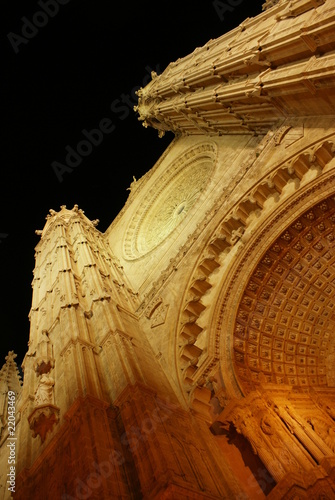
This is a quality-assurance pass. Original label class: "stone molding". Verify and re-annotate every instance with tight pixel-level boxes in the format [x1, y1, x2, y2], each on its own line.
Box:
[174, 135, 335, 407]
[123, 141, 217, 260]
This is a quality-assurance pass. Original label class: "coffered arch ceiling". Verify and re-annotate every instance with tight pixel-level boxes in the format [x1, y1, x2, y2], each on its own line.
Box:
[210, 178, 335, 400]
[175, 136, 335, 408]
[232, 193, 335, 394]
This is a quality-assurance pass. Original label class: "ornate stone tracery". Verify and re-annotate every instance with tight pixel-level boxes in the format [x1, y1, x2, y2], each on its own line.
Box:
[123, 142, 217, 260]
[175, 136, 335, 405]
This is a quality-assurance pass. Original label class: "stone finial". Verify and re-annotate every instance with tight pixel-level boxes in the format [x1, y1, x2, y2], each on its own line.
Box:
[126, 176, 138, 193]
[37, 204, 100, 240]
[0, 351, 22, 393]
[262, 0, 280, 10]
[0, 352, 22, 439]
[5, 351, 16, 362]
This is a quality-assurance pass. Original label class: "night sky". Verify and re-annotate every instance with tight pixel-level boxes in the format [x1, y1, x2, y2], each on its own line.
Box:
[0, 0, 264, 372]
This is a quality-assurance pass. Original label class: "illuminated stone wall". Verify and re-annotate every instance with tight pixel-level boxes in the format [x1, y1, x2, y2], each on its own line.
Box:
[1, 0, 335, 498]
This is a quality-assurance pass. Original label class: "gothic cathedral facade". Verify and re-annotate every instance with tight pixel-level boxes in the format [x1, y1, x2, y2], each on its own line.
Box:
[1, 0, 335, 498]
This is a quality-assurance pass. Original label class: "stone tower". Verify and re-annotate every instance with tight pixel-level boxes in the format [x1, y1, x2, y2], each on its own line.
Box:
[1, 0, 335, 498]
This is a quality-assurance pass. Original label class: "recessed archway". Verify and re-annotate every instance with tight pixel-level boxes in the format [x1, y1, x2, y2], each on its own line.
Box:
[232, 193, 335, 394]
[175, 136, 335, 408]
[216, 177, 335, 399]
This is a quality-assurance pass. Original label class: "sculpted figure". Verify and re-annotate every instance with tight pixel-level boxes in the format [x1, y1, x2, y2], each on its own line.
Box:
[34, 375, 55, 406]
[307, 416, 335, 453]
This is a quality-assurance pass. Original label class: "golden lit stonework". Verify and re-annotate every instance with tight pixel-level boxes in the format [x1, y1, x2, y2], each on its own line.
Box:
[123, 142, 217, 259]
[1, 1, 335, 499]
[234, 194, 335, 392]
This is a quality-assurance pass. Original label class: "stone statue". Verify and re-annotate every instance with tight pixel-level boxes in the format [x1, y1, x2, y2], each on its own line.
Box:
[34, 375, 55, 406]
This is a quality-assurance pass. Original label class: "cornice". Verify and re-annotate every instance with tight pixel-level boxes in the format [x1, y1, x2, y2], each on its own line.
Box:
[136, 0, 334, 136]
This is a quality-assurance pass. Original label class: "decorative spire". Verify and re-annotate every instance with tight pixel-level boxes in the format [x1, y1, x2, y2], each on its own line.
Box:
[0, 351, 22, 437]
[0, 351, 22, 394]
[35, 204, 99, 238]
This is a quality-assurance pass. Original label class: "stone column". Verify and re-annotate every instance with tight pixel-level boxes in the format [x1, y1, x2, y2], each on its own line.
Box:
[274, 403, 334, 463]
[224, 393, 315, 483]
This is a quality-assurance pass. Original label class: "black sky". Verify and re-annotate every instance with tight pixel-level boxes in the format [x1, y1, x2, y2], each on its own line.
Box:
[0, 0, 264, 371]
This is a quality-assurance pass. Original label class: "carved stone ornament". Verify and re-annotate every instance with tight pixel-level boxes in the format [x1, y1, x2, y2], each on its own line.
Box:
[232, 194, 335, 392]
[146, 299, 169, 328]
[123, 142, 217, 260]
[262, 0, 280, 10]
[34, 375, 55, 406]
[34, 331, 54, 375]
[306, 415, 335, 452]
[28, 405, 60, 443]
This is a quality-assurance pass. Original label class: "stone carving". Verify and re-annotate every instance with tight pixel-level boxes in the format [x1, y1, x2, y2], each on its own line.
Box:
[225, 394, 319, 488]
[123, 142, 217, 260]
[231, 192, 335, 392]
[274, 125, 304, 148]
[28, 405, 60, 443]
[208, 376, 230, 411]
[29, 367, 59, 444]
[176, 140, 335, 397]
[150, 303, 169, 328]
[34, 375, 55, 406]
[34, 330, 54, 375]
[306, 416, 335, 453]
[229, 404, 286, 481]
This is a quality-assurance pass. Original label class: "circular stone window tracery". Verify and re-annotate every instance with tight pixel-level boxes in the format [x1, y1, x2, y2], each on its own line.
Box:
[123, 142, 217, 260]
